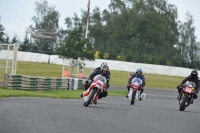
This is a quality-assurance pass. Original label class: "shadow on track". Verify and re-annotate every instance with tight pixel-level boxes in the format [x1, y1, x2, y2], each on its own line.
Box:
[82, 105, 116, 110]
[172, 110, 200, 114]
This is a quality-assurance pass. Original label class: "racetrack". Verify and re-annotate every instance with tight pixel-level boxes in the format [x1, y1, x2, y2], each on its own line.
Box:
[0, 87, 200, 133]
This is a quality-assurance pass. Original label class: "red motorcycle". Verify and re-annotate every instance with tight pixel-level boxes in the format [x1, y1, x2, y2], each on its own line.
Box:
[83, 75, 106, 107]
[179, 82, 196, 111]
[128, 77, 142, 105]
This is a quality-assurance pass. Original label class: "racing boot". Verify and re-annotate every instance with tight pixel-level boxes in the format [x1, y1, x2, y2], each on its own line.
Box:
[80, 93, 83, 97]
[191, 99, 193, 104]
[177, 90, 181, 100]
[139, 93, 142, 101]
[139, 88, 144, 101]
[177, 95, 181, 100]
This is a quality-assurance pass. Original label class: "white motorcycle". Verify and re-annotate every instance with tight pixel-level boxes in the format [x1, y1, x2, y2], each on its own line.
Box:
[128, 77, 144, 105]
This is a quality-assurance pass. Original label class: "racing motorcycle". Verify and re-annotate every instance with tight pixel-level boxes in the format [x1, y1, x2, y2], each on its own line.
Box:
[128, 77, 142, 105]
[178, 82, 196, 111]
[82, 74, 106, 107]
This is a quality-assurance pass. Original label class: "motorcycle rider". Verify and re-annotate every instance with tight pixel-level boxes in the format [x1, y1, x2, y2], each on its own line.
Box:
[177, 70, 200, 103]
[80, 62, 110, 100]
[100, 62, 111, 82]
[88, 62, 111, 90]
[126, 68, 146, 101]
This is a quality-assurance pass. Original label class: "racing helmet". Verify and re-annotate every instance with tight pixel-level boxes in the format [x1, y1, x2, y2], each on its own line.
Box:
[136, 68, 143, 76]
[191, 70, 198, 79]
[101, 66, 109, 76]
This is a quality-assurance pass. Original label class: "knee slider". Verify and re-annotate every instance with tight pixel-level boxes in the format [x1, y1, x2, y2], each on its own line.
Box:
[103, 91, 108, 97]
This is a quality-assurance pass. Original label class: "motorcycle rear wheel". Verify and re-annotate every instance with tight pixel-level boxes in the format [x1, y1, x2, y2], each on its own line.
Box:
[179, 95, 188, 111]
[131, 91, 136, 105]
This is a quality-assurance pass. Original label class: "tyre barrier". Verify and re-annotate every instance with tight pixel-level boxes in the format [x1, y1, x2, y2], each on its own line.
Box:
[4, 74, 86, 91]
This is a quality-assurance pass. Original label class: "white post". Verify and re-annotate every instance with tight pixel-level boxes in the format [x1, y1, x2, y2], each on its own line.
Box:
[62, 59, 65, 78]
[85, 21, 89, 39]
[12, 43, 18, 74]
[77, 59, 79, 78]
[12, 44, 15, 74]
[5, 45, 10, 74]
[91, 60, 93, 73]
[85, 0, 90, 39]
[15, 44, 18, 74]
[73, 78, 78, 90]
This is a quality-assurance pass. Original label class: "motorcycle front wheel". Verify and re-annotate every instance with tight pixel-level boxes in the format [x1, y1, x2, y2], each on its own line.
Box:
[85, 89, 97, 107]
[131, 91, 136, 105]
[179, 95, 188, 111]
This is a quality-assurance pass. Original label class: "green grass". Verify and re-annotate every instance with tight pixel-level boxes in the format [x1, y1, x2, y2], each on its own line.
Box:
[0, 61, 185, 99]
[110, 70, 183, 89]
[0, 88, 127, 98]
[0, 61, 184, 89]
[0, 59, 12, 83]
[0, 88, 82, 99]
[16, 61, 94, 78]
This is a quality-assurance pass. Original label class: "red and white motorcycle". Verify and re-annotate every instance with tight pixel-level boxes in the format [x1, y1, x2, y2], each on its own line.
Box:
[82, 74, 106, 107]
[179, 82, 196, 111]
[128, 77, 143, 105]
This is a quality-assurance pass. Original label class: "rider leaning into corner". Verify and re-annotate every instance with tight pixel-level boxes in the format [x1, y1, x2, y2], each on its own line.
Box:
[177, 70, 200, 104]
[126, 68, 146, 101]
[80, 62, 111, 100]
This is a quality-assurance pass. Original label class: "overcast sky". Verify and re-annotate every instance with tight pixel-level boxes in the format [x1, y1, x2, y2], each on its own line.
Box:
[0, 0, 200, 42]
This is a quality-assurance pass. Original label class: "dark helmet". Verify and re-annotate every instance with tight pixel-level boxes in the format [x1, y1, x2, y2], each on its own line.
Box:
[191, 70, 198, 79]
[101, 66, 109, 76]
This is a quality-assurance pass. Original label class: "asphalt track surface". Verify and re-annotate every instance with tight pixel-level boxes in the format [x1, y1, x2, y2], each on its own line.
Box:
[0, 86, 200, 133]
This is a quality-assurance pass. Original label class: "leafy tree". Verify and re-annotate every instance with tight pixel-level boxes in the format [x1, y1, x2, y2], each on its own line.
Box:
[177, 12, 198, 68]
[0, 24, 5, 43]
[57, 27, 67, 44]
[56, 25, 95, 60]
[32, 0, 60, 52]
[11, 35, 20, 44]
[55, 0, 199, 68]
[4, 34, 10, 44]
[20, 35, 33, 51]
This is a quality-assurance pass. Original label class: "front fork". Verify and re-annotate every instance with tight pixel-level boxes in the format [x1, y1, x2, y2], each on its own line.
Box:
[88, 88, 100, 102]
[128, 88, 141, 99]
[179, 91, 193, 105]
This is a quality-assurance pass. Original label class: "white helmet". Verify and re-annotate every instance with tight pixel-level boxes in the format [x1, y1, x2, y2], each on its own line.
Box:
[100, 62, 108, 68]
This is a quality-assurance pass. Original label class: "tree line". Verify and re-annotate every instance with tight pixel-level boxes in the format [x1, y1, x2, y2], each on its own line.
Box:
[0, 0, 200, 69]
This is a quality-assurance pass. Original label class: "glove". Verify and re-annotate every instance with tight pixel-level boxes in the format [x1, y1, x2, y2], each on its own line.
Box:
[87, 80, 92, 84]
[106, 84, 110, 90]
[177, 84, 182, 89]
[103, 88, 107, 92]
[127, 85, 129, 89]
[192, 91, 197, 95]
[192, 91, 198, 99]
[176, 85, 179, 89]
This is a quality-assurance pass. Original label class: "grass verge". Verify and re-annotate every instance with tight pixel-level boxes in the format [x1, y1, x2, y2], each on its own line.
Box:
[0, 61, 184, 89]
[0, 88, 127, 99]
[0, 60, 183, 99]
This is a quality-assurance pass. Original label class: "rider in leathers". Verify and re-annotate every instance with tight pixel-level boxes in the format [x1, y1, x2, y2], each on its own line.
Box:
[126, 68, 146, 101]
[81, 63, 110, 99]
[177, 70, 200, 103]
